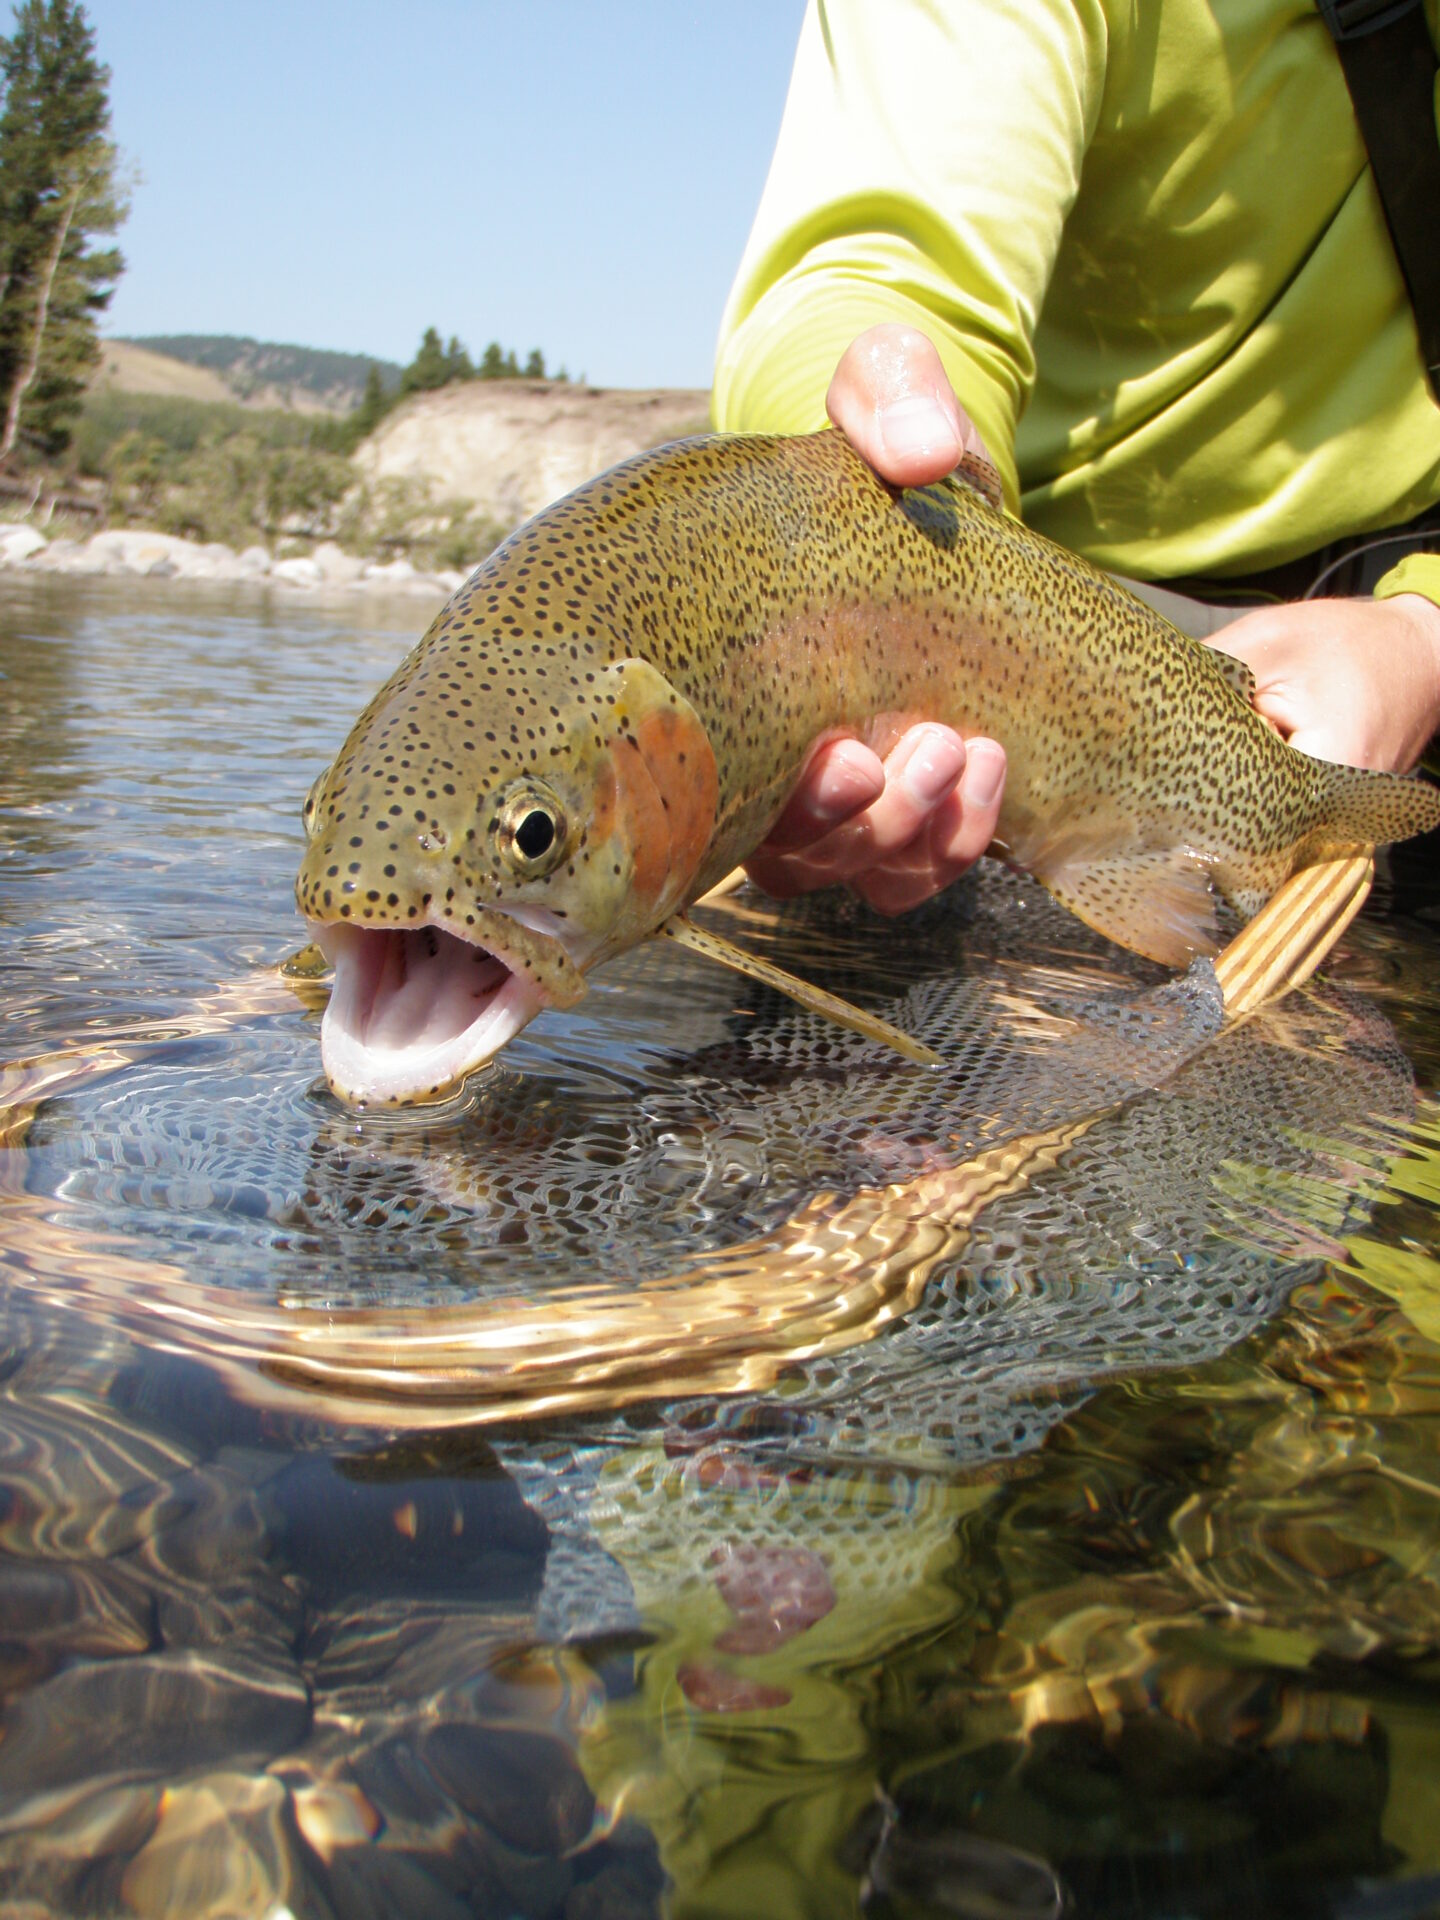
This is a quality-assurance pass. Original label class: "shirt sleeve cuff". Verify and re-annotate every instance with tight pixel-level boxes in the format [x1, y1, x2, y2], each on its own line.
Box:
[1373, 552, 1440, 610]
[713, 279, 1023, 513]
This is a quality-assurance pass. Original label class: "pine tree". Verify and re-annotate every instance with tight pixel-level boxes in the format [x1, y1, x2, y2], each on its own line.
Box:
[443, 333, 474, 382]
[400, 325, 450, 393]
[478, 340, 505, 380]
[523, 347, 545, 380]
[0, 0, 125, 463]
[350, 362, 389, 437]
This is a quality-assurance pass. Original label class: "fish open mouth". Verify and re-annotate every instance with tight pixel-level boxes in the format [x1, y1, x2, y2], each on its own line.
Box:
[310, 920, 547, 1107]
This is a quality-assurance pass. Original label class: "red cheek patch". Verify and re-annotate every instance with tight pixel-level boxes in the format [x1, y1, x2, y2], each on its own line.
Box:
[633, 700, 719, 902]
[608, 690, 718, 927]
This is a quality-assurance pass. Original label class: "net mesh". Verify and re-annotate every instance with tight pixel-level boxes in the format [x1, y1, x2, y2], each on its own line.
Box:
[12, 865, 1420, 1639]
[18, 870, 1409, 1412]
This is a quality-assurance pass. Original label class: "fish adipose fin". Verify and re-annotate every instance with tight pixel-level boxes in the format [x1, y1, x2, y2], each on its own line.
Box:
[1035, 843, 1222, 969]
[938, 453, 1006, 514]
[658, 915, 942, 1067]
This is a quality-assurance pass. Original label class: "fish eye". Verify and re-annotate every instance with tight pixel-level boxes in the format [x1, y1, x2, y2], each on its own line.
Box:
[496, 782, 568, 878]
[515, 809, 556, 858]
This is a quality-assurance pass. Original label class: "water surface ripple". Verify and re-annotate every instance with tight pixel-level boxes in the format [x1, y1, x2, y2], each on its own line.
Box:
[3, 576, 1440, 1919]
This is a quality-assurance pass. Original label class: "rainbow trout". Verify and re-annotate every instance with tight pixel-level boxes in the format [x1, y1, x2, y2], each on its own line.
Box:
[296, 429, 1440, 1106]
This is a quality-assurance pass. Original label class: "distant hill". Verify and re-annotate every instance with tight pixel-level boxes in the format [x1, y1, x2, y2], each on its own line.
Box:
[92, 341, 236, 405]
[111, 334, 404, 413]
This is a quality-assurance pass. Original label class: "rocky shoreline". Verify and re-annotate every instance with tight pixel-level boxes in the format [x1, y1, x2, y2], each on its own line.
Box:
[0, 521, 467, 598]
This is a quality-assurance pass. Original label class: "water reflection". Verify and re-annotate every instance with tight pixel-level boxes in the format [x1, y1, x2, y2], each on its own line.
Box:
[2, 579, 1440, 1916]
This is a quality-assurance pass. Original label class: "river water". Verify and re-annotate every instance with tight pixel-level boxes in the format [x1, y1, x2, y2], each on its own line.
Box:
[4, 574, 1440, 1919]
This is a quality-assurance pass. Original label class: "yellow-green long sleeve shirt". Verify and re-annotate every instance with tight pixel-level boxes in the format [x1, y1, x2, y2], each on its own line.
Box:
[713, 0, 1440, 592]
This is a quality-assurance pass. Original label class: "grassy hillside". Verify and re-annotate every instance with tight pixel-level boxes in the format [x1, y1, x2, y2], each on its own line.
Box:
[93, 342, 236, 405]
[115, 334, 404, 411]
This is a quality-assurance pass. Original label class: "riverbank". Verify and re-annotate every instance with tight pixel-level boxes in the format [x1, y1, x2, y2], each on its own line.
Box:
[1, 379, 715, 601]
[0, 522, 464, 598]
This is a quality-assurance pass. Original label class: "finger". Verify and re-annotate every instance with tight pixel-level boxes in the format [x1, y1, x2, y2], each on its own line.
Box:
[760, 736, 886, 852]
[936, 735, 1006, 869]
[826, 324, 971, 488]
[852, 738, 1006, 914]
[829, 724, 969, 868]
[744, 726, 966, 899]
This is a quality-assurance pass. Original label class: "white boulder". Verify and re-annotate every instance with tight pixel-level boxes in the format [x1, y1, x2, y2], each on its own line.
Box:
[0, 523, 46, 564]
[33, 537, 109, 573]
[311, 541, 366, 585]
[83, 529, 198, 576]
[361, 556, 417, 585]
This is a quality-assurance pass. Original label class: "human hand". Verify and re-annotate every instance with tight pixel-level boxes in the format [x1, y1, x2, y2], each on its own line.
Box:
[745, 325, 1009, 910]
[1211, 593, 1440, 773]
[823, 321, 990, 488]
[745, 725, 1008, 916]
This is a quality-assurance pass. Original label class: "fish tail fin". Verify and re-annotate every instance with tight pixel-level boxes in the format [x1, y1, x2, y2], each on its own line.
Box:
[1299, 757, 1440, 863]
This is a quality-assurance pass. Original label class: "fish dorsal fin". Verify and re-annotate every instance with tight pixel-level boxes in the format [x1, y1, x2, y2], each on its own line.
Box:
[658, 914, 942, 1067]
[1199, 640, 1259, 709]
[940, 450, 1006, 514]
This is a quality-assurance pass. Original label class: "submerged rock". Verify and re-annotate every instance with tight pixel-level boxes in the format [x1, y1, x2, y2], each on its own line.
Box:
[119, 1772, 316, 1920]
[266, 1440, 549, 1607]
[420, 1720, 596, 1858]
[0, 1647, 310, 1798]
[0, 1779, 163, 1914]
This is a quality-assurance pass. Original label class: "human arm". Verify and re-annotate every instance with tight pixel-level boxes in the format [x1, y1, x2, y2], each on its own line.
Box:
[723, 1, 1440, 904]
[712, 0, 1109, 507]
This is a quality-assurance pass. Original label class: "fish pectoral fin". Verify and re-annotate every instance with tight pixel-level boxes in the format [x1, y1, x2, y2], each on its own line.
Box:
[280, 942, 329, 980]
[658, 915, 942, 1067]
[1035, 843, 1222, 969]
[279, 941, 332, 1010]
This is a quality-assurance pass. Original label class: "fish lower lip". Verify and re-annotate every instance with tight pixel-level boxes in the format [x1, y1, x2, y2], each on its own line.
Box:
[311, 921, 546, 1106]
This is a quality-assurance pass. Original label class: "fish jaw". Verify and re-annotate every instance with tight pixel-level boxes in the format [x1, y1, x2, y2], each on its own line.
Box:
[309, 909, 586, 1108]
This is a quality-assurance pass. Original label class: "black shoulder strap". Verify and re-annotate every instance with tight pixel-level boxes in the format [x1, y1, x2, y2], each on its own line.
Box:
[1319, 0, 1440, 403]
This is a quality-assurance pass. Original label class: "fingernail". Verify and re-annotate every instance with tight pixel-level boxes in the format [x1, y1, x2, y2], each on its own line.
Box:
[878, 392, 962, 464]
[902, 727, 966, 805]
[961, 740, 1005, 808]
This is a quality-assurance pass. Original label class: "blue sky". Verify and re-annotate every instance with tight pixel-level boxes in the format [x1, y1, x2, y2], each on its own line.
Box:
[81, 2, 807, 391]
